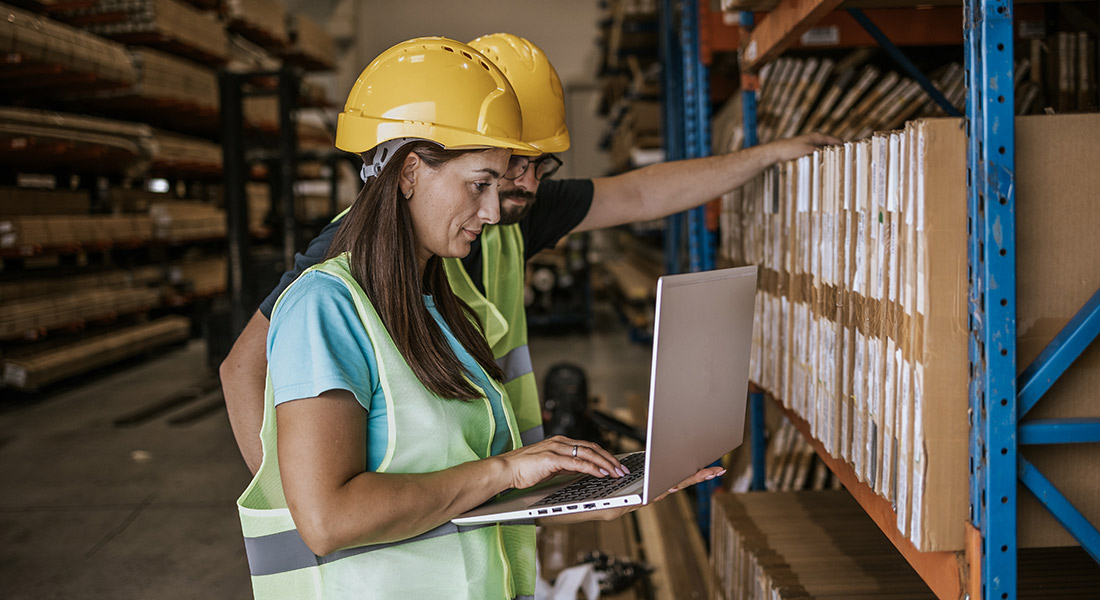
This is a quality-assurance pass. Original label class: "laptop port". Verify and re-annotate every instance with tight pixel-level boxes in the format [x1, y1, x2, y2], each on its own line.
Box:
[551, 507, 563, 513]
[567, 505, 578, 510]
[537, 509, 548, 515]
[583, 503, 596, 509]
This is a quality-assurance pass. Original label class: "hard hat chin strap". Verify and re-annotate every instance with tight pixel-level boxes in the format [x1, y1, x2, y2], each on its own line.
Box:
[360, 138, 442, 182]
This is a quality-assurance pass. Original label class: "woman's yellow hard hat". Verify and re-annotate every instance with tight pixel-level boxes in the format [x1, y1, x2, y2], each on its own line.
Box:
[336, 37, 538, 156]
[468, 33, 570, 154]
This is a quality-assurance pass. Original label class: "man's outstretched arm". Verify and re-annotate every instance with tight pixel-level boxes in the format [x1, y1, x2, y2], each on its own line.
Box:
[220, 310, 271, 475]
[576, 133, 838, 232]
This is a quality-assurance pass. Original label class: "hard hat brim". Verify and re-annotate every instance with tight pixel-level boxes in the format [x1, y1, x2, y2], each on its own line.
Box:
[527, 129, 571, 154]
[336, 114, 540, 156]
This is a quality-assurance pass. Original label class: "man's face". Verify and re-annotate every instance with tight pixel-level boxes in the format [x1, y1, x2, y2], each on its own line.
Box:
[497, 154, 562, 225]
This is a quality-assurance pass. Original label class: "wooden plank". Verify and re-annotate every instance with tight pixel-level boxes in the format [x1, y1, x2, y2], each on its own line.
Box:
[743, 0, 847, 72]
[774, 397, 973, 599]
[711, 5, 1045, 58]
[636, 493, 713, 600]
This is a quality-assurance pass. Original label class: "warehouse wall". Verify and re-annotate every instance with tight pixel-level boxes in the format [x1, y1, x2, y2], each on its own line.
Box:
[286, 0, 611, 179]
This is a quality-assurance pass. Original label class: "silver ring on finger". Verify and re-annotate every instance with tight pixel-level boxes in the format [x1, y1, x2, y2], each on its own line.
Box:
[572, 444, 578, 458]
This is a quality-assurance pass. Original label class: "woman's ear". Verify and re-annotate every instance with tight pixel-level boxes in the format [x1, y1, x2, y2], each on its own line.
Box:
[399, 151, 421, 199]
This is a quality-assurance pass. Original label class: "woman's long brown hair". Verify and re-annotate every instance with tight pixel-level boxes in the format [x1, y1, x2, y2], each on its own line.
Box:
[325, 142, 505, 400]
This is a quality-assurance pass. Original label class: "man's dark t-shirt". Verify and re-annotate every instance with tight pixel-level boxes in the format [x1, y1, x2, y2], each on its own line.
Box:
[258, 178, 594, 319]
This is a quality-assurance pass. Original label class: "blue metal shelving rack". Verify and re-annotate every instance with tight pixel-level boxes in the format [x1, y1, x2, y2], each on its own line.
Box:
[661, 0, 1100, 596]
[659, 0, 720, 540]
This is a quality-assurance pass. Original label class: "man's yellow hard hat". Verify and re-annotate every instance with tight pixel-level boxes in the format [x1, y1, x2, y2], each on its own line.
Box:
[336, 37, 538, 156]
[468, 33, 571, 153]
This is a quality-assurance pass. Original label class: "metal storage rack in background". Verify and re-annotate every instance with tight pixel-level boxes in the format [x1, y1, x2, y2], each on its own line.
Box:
[658, 0, 1100, 597]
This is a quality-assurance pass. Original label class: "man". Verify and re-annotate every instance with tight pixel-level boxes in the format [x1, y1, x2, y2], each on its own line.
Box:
[221, 33, 837, 474]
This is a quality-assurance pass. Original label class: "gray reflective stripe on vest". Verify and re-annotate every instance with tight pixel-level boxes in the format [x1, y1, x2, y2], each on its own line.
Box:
[245, 520, 533, 576]
[496, 344, 533, 383]
[520, 424, 544, 447]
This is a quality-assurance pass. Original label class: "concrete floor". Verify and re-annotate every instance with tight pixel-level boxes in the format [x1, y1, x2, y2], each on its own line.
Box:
[0, 302, 652, 599]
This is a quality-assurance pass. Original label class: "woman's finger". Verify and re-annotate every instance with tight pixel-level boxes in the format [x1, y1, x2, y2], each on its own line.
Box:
[565, 442, 626, 478]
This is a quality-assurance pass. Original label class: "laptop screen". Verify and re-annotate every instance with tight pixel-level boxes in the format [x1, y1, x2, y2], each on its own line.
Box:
[643, 266, 758, 501]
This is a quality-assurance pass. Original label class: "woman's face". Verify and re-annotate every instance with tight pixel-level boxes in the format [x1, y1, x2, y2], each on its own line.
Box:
[403, 148, 509, 269]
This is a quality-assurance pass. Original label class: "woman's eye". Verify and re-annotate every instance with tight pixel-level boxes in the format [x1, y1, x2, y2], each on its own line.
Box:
[475, 182, 492, 192]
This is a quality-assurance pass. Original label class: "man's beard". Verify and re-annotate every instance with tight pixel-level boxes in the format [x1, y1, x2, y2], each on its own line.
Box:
[498, 190, 536, 225]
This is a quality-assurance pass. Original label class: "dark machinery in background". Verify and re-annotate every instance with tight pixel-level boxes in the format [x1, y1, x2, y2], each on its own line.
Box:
[526, 233, 593, 332]
[541, 361, 645, 455]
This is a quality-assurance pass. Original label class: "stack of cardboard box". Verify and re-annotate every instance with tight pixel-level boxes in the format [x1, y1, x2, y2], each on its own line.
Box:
[723, 113, 1100, 551]
[711, 491, 933, 599]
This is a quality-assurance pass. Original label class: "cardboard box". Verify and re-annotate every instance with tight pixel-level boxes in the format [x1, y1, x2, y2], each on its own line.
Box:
[910, 114, 1100, 549]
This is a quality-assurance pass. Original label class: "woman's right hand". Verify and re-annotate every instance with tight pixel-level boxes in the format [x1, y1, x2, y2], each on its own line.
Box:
[496, 435, 627, 490]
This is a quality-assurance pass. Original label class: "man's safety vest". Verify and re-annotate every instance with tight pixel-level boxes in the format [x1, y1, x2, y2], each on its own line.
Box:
[237, 255, 535, 599]
[444, 224, 543, 447]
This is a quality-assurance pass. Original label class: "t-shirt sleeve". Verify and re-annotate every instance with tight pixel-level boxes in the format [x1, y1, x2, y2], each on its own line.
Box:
[520, 178, 594, 259]
[267, 270, 378, 410]
[258, 215, 344, 319]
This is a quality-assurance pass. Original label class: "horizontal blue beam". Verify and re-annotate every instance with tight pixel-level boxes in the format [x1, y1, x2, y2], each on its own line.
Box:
[1019, 419, 1100, 445]
[1019, 455, 1100, 564]
[1019, 288, 1100, 417]
[846, 8, 962, 117]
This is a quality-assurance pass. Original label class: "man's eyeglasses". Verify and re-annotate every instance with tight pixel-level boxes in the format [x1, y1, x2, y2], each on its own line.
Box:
[503, 154, 562, 181]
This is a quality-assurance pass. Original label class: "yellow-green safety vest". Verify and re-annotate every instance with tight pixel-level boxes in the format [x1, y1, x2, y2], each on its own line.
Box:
[237, 254, 535, 599]
[444, 224, 543, 446]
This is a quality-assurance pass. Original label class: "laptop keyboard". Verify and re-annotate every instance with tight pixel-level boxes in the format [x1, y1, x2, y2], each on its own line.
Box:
[532, 452, 647, 507]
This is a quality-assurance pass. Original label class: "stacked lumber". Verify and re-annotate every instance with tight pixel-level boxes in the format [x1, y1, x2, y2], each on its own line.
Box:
[167, 257, 226, 300]
[286, 13, 334, 70]
[149, 201, 225, 241]
[244, 95, 279, 131]
[0, 214, 155, 250]
[2, 316, 190, 390]
[149, 130, 222, 175]
[130, 47, 219, 111]
[51, 0, 228, 64]
[0, 287, 161, 339]
[0, 266, 161, 303]
[224, 0, 288, 50]
[0, 2, 136, 88]
[0, 107, 153, 177]
[0, 187, 90, 216]
[247, 182, 271, 236]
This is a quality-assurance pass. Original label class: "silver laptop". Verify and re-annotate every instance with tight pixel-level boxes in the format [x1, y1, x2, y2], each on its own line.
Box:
[452, 265, 758, 525]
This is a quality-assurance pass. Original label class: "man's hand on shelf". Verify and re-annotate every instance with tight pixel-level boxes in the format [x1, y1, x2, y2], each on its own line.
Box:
[766, 132, 843, 164]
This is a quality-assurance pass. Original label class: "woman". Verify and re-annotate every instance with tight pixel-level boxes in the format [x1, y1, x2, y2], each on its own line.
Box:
[237, 37, 628, 600]
[238, 37, 722, 599]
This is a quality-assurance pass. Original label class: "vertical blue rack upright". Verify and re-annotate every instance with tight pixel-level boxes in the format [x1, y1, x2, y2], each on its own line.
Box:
[658, 0, 719, 539]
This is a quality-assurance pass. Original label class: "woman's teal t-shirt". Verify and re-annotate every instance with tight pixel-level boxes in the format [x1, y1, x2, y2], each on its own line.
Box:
[267, 270, 511, 470]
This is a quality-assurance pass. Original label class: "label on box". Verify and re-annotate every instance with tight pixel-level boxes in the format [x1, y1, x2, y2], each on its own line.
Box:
[1018, 20, 1046, 39]
[800, 25, 840, 47]
[4, 363, 27, 388]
